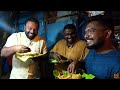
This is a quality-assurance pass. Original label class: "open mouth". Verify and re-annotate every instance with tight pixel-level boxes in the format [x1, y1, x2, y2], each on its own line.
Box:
[87, 40, 94, 46]
[68, 38, 72, 41]
[28, 33, 34, 37]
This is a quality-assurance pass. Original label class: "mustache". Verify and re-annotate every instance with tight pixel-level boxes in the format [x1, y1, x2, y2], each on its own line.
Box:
[26, 31, 35, 35]
[85, 38, 94, 40]
[28, 32, 34, 34]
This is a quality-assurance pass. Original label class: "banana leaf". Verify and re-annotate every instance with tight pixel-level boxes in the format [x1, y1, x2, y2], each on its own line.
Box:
[82, 73, 95, 79]
[50, 59, 69, 64]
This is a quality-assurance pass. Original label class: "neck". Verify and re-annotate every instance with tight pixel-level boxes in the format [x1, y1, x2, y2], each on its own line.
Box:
[66, 39, 77, 48]
[67, 43, 74, 48]
[96, 41, 115, 54]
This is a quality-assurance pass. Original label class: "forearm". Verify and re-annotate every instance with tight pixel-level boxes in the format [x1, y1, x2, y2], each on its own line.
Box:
[49, 52, 55, 59]
[1, 46, 16, 57]
[49, 52, 67, 61]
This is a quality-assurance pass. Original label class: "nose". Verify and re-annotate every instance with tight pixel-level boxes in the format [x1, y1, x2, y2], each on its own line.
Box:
[30, 29, 37, 34]
[68, 35, 72, 38]
[84, 33, 89, 39]
[29, 29, 34, 33]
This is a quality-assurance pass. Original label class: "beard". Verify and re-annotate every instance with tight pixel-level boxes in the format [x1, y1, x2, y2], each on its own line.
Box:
[65, 36, 77, 44]
[87, 43, 103, 50]
[25, 31, 37, 40]
[87, 38, 104, 50]
[67, 39, 74, 44]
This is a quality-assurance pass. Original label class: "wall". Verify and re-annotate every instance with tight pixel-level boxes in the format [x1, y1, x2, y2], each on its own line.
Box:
[18, 11, 73, 51]
[0, 11, 15, 77]
[18, 11, 46, 38]
[46, 20, 72, 51]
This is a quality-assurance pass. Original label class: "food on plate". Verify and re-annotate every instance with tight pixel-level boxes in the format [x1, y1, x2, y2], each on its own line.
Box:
[53, 70, 82, 79]
[57, 73, 82, 79]
[15, 52, 43, 62]
[71, 73, 82, 79]
[53, 70, 95, 79]
[57, 74, 71, 79]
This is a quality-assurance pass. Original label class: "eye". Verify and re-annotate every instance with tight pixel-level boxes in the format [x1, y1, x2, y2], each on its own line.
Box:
[85, 28, 96, 34]
[89, 29, 96, 33]
[28, 27, 32, 30]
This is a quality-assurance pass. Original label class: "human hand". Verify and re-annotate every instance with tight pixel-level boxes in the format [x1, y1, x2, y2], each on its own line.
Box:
[15, 45, 31, 53]
[53, 53, 63, 62]
[67, 60, 80, 74]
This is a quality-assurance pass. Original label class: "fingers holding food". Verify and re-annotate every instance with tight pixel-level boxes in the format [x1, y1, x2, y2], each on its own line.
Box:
[15, 45, 31, 53]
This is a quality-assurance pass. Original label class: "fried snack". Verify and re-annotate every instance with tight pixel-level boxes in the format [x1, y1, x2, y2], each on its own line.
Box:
[57, 74, 72, 79]
[71, 73, 82, 79]
[57, 71, 82, 79]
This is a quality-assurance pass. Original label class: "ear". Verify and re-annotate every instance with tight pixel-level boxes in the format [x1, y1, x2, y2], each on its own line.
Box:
[105, 29, 112, 38]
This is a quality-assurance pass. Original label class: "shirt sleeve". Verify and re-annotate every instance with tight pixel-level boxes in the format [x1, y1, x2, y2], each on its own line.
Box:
[50, 44, 57, 53]
[50, 40, 61, 53]
[41, 40, 48, 54]
[83, 47, 89, 59]
[4, 33, 17, 47]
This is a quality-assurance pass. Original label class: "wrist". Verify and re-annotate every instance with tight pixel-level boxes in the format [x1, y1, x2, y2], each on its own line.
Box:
[72, 60, 78, 64]
[14, 45, 18, 52]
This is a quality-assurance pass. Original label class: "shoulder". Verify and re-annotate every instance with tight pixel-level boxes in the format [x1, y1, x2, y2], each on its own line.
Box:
[86, 49, 94, 55]
[84, 49, 95, 58]
[55, 39, 66, 44]
[10, 32, 24, 37]
[110, 50, 120, 56]
[84, 49, 94, 62]
[77, 40, 87, 44]
[111, 50, 120, 65]
[75, 40, 87, 46]
[111, 50, 120, 61]
[33, 35, 46, 42]
[7, 32, 20, 39]
[58, 39, 65, 42]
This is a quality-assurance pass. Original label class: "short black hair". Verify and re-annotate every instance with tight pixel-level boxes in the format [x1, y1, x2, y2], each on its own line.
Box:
[25, 17, 39, 28]
[87, 15, 114, 38]
[63, 24, 76, 31]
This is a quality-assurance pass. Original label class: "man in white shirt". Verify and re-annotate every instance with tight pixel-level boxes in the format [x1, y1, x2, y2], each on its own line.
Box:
[1, 17, 47, 79]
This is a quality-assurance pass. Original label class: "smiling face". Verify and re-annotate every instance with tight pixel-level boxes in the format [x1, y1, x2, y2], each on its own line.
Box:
[84, 21, 107, 49]
[64, 29, 77, 44]
[25, 21, 39, 40]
